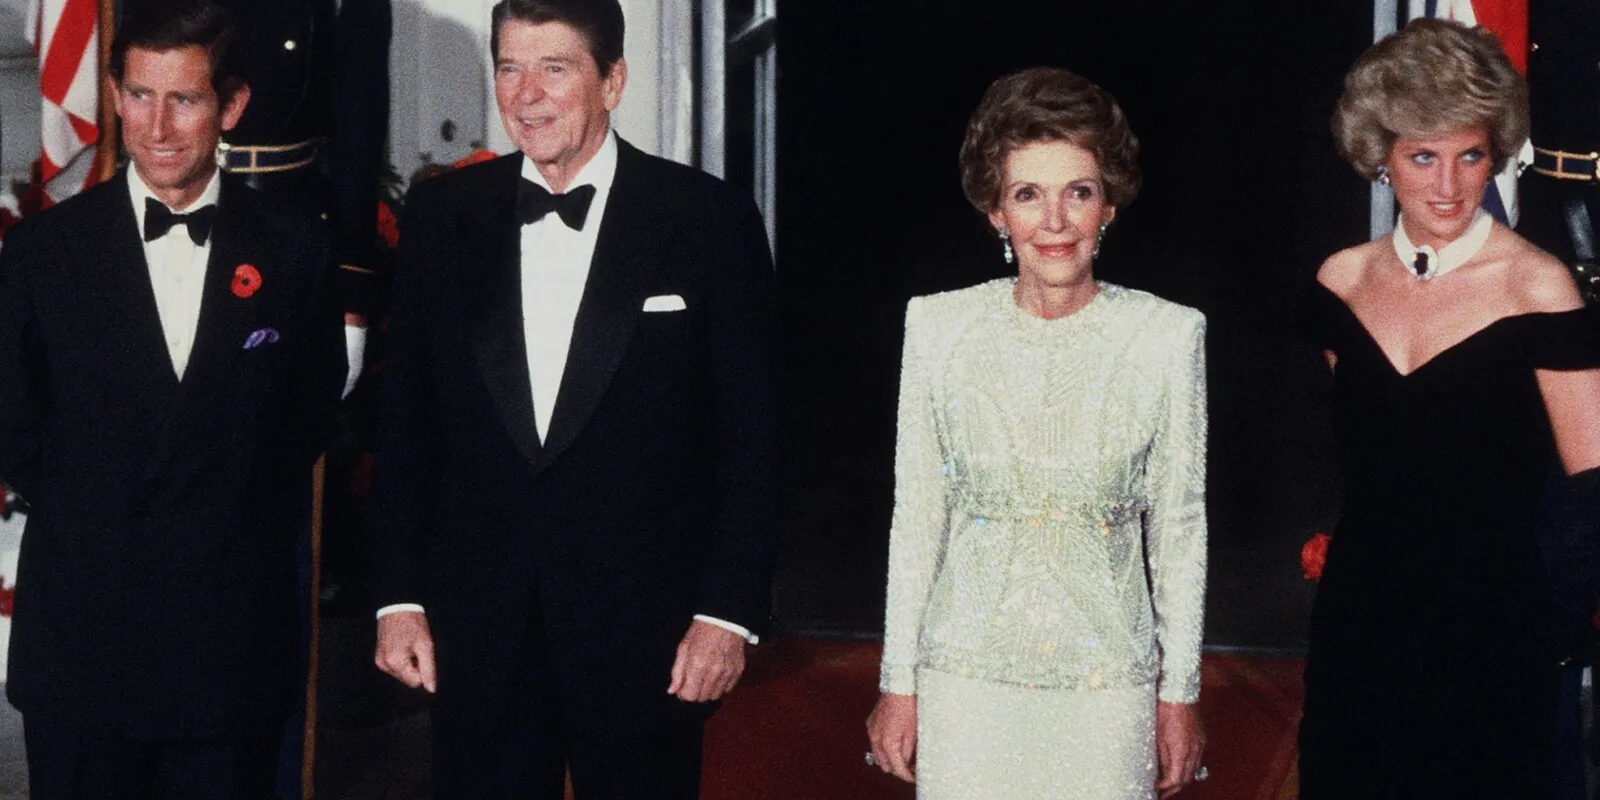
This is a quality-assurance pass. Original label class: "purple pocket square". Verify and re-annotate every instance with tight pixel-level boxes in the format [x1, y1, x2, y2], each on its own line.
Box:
[243, 328, 281, 350]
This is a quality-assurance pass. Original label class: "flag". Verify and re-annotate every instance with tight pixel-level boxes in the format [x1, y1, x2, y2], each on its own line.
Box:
[25, 0, 105, 206]
[1407, 0, 1529, 225]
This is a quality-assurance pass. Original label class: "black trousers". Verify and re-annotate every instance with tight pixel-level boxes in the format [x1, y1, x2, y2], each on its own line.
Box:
[430, 691, 707, 800]
[23, 714, 282, 800]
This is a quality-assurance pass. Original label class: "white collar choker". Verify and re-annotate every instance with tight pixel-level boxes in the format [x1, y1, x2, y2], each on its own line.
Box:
[1391, 208, 1494, 281]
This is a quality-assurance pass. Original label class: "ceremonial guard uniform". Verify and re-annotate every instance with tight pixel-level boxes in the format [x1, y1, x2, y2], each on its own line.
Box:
[209, 2, 394, 796]
[1517, 8, 1600, 800]
[1519, 0, 1600, 302]
[214, 0, 394, 605]
[216, 0, 392, 322]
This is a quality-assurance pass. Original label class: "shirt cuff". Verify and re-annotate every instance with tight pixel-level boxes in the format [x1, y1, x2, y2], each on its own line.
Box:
[694, 614, 759, 645]
[376, 603, 426, 620]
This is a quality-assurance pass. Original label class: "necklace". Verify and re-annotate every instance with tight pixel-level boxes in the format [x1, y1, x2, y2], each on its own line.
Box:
[1391, 208, 1493, 281]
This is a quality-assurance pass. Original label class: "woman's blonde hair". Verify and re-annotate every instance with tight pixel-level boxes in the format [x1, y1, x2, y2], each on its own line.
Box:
[1333, 17, 1528, 180]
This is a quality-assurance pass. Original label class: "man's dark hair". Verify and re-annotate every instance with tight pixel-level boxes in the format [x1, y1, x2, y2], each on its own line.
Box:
[109, 0, 247, 100]
[490, 0, 625, 77]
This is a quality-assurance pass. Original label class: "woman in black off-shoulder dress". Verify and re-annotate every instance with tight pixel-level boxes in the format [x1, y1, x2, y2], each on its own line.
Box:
[1299, 19, 1600, 799]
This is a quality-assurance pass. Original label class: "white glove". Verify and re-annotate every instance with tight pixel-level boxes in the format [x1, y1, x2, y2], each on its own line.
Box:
[342, 324, 367, 399]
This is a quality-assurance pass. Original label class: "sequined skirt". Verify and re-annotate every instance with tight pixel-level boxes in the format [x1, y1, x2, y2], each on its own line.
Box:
[916, 668, 1156, 799]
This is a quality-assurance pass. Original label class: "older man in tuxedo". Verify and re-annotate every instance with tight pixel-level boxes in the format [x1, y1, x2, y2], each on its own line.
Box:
[0, 2, 346, 796]
[369, 0, 776, 797]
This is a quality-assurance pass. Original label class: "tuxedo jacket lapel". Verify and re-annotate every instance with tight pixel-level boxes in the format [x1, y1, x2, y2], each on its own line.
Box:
[182, 182, 254, 390]
[540, 142, 659, 469]
[85, 174, 182, 405]
[468, 156, 542, 465]
[76, 175, 186, 501]
[135, 180, 260, 487]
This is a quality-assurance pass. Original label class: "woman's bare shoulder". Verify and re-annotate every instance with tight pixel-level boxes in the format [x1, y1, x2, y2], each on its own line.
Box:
[1494, 228, 1583, 314]
[1317, 239, 1388, 296]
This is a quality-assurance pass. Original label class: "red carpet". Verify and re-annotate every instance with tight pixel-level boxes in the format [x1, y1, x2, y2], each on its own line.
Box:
[700, 638, 1304, 799]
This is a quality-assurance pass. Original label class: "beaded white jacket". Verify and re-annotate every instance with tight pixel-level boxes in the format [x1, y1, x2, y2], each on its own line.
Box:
[879, 279, 1208, 704]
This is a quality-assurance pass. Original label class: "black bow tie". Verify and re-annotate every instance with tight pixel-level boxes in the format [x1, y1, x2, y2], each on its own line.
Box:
[516, 180, 596, 230]
[144, 198, 217, 246]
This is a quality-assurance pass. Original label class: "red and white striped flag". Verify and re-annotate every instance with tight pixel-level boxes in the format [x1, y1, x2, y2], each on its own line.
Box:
[1407, 0, 1529, 225]
[25, 0, 105, 206]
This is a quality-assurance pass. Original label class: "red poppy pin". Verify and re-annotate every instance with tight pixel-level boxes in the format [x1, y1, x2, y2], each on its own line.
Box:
[232, 264, 262, 299]
[1301, 532, 1332, 581]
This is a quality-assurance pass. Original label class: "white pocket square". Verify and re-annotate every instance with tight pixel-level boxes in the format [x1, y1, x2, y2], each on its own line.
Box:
[642, 294, 686, 312]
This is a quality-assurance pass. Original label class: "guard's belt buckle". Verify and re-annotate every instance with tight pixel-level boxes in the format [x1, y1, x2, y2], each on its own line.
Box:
[219, 139, 320, 175]
[1532, 146, 1600, 183]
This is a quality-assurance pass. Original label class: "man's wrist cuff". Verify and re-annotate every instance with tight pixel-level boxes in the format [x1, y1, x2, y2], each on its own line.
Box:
[376, 603, 426, 620]
[694, 614, 759, 644]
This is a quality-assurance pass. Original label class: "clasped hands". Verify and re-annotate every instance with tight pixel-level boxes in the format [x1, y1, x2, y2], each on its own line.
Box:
[374, 613, 747, 702]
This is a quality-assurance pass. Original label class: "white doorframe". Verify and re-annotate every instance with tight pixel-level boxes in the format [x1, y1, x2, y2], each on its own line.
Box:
[699, 0, 778, 251]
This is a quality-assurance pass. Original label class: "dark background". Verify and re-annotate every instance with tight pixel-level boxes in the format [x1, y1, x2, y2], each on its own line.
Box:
[769, 1, 1376, 649]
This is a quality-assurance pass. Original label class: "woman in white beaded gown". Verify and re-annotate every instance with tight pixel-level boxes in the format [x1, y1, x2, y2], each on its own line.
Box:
[865, 67, 1209, 799]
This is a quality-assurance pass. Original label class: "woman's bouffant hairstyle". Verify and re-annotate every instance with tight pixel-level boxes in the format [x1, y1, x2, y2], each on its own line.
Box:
[1333, 18, 1528, 180]
[959, 67, 1141, 216]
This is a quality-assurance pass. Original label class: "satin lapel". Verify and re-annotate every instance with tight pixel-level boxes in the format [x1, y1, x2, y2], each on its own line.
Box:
[539, 146, 658, 469]
[468, 156, 542, 465]
[137, 181, 258, 485]
[83, 174, 183, 407]
[181, 181, 255, 393]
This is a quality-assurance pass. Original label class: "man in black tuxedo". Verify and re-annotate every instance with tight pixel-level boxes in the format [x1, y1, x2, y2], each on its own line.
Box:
[369, 0, 776, 796]
[0, 2, 347, 797]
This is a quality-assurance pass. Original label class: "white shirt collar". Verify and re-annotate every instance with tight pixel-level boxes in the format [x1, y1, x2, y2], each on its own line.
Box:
[519, 128, 618, 212]
[128, 165, 223, 234]
[1391, 207, 1494, 281]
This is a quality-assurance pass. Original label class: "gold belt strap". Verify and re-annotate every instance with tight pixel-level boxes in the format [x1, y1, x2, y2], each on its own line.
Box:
[219, 138, 320, 175]
[1531, 146, 1600, 182]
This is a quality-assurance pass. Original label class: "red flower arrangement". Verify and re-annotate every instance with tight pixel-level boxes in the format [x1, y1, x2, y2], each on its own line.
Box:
[376, 200, 400, 250]
[1301, 533, 1332, 580]
[232, 264, 262, 298]
[373, 148, 500, 253]
[451, 149, 498, 170]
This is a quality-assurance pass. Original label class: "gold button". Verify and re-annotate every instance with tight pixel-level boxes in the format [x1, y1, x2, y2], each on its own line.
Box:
[1530, 42, 1539, 52]
[284, 39, 297, 51]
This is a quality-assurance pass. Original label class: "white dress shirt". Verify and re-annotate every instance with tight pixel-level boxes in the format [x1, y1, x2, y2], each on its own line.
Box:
[520, 132, 618, 440]
[378, 131, 755, 644]
[128, 166, 221, 380]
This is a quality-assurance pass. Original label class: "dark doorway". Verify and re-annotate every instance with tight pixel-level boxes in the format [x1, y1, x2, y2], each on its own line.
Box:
[774, 1, 1374, 649]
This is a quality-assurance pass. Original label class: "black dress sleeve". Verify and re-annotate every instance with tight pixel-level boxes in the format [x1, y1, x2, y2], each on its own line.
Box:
[1298, 281, 1343, 353]
[1523, 306, 1600, 370]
